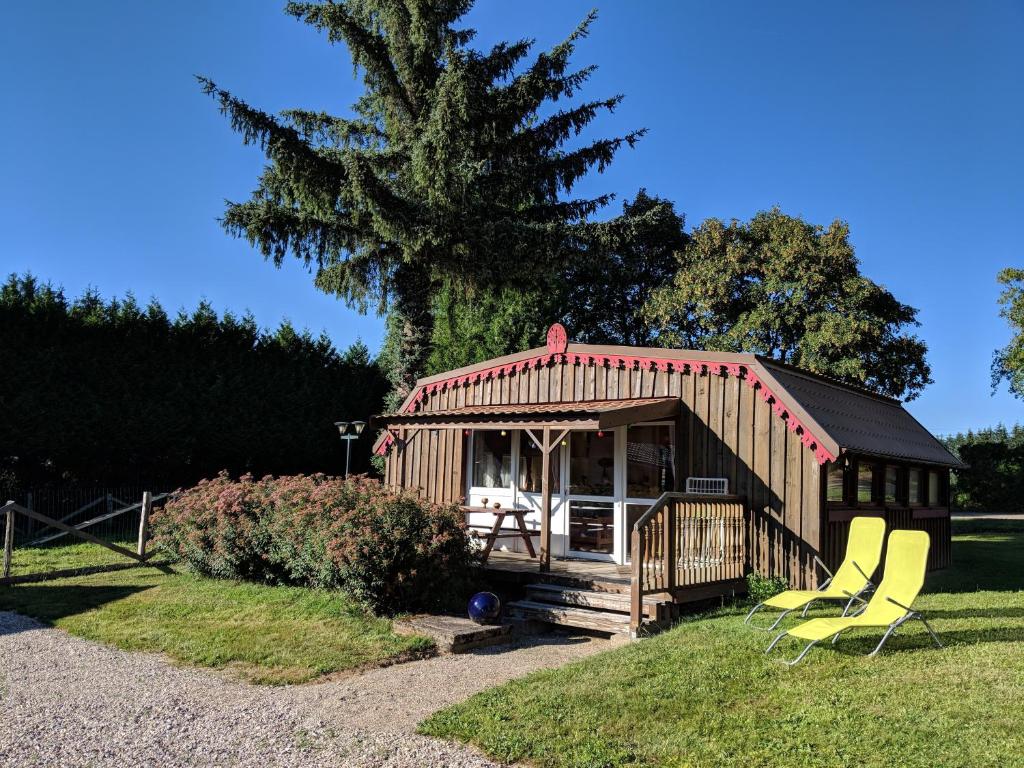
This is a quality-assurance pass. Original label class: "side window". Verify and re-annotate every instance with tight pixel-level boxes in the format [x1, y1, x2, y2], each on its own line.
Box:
[826, 462, 846, 503]
[908, 468, 924, 506]
[884, 465, 899, 504]
[928, 470, 943, 506]
[857, 461, 876, 504]
[471, 430, 512, 488]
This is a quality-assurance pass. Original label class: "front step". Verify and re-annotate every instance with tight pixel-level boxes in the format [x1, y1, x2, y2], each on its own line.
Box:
[506, 599, 633, 635]
[524, 583, 661, 618]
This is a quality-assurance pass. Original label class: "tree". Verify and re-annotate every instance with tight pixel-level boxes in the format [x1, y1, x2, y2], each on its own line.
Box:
[562, 189, 686, 346]
[992, 268, 1024, 398]
[645, 209, 931, 400]
[0, 274, 387, 489]
[200, 1, 643, 400]
[407, 189, 685, 375]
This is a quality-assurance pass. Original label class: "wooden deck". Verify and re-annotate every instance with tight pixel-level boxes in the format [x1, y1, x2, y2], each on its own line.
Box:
[483, 549, 631, 590]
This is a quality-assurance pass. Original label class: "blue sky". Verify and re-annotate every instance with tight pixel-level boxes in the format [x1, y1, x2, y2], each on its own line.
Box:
[1, 1, 1021, 435]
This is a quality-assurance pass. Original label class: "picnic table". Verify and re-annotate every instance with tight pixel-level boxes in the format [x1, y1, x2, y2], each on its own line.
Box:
[462, 505, 538, 563]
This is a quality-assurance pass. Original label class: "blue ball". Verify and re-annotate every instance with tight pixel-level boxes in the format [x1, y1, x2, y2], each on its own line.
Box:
[468, 591, 501, 624]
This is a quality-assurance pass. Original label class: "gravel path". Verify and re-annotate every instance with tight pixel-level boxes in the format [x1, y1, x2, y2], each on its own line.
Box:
[0, 611, 621, 767]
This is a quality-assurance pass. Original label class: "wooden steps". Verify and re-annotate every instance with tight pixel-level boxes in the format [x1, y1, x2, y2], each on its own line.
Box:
[506, 599, 633, 635]
[508, 583, 672, 635]
[524, 583, 660, 618]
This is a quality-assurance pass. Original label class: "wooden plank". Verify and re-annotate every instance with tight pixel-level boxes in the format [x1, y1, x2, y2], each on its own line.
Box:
[137, 491, 152, 558]
[540, 426, 552, 571]
[802, 448, 821, 588]
[2, 504, 13, 578]
[720, 374, 737, 483]
[694, 371, 709, 476]
[785, 426, 803, 586]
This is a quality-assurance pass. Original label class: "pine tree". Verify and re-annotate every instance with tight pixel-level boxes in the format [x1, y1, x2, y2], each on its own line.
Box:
[200, 1, 643, 399]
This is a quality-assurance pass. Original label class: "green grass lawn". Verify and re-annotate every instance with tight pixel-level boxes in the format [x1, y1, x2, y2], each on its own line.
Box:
[6, 538, 139, 576]
[0, 544, 432, 684]
[421, 526, 1024, 768]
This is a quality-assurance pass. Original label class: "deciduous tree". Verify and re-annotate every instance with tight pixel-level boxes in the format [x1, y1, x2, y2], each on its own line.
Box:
[992, 267, 1024, 398]
[645, 209, 931, 400]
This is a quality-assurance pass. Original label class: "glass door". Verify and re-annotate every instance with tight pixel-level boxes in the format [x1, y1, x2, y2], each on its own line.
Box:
[623, 423, 677, 563]
[567, 430, 617, 559]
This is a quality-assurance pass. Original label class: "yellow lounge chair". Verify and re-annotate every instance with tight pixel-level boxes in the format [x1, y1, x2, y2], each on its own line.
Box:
[744, 516, 886, 630]
[766, 529, 942, 665]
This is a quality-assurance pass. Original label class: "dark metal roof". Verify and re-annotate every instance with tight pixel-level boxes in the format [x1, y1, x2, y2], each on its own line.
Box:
[758, 360, 963, 468]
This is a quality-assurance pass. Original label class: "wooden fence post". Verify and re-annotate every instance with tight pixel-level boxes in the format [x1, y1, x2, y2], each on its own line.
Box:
[137, 491, 152, 558]
[3, 502, 14, 579]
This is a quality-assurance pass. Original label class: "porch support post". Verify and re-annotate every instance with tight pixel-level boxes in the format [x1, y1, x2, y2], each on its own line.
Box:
[539, 426, 552, 572]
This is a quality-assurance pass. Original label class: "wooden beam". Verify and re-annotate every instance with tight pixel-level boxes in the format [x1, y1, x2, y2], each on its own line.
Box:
[3, 502, 14, 579]
[539, 426, 552, 572]
[4, 502, 144, 562]
[137, 491, 152, 558]
[547, 428, 571, 454]
[598, 398, 680, 429]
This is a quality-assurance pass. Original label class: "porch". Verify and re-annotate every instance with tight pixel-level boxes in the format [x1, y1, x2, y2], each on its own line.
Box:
[478, 493, 748, 636]
[373, 398, 749, 635]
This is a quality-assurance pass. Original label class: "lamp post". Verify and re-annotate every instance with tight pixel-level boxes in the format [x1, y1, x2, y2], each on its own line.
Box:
[334, 420, 367, 479]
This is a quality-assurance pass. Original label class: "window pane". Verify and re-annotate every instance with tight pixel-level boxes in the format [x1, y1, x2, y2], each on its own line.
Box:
[569, 431, 615, 496]
[472, 430, 511, 488]
[928, 471, 940, 506]
[909, 468, 923, 505]
[885, 466, 899, 503]
[857, 462, 875, 503]
[827, 464, 845, 502]
[569, 499, 614, 553]
[626, 425, 675, 498]
[518, 435, 560, 494]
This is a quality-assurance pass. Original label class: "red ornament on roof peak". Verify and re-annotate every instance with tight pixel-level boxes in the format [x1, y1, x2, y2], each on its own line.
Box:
[546, 323, 568, 354]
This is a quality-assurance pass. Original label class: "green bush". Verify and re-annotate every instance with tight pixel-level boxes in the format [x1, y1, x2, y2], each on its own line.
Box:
[746, 571, 789, 604]
[152, 472, 478, 614]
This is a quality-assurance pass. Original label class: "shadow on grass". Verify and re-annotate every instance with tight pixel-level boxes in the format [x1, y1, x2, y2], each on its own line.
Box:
[0, 583, 151, 631]
[922, 532, 1024, 594]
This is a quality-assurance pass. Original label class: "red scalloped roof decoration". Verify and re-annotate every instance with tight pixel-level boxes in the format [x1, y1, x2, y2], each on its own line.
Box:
[375, 352, 837, 465]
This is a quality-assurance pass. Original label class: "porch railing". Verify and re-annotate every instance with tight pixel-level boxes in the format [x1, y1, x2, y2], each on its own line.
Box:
[630, 492, 746, 633]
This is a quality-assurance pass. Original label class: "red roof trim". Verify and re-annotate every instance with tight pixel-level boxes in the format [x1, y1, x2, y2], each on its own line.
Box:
[375, 353, 838, 465]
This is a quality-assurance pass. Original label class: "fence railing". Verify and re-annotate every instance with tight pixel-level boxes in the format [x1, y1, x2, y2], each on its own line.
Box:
[1, 490, 170, 584]
[630, 493, 746, 633]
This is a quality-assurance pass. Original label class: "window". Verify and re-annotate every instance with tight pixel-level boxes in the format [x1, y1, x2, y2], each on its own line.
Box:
[518, 435, 560, 494]
[908, 468, 924, 506]
[827, 463, 846, 503]
[857, 461, 876, 504]
[569, 430, 615, 496]
[928, 470, 942, 506]
[884, 466, 899, 504]
[626, 424, 675, 498]
[471, 430, 511, 488]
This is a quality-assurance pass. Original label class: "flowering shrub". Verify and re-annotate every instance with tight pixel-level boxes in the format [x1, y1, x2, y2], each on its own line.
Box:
[152, 472, 478, 614]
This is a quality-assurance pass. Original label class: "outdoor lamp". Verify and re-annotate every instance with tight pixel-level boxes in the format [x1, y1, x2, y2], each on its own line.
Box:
[334, 420, 365, 478]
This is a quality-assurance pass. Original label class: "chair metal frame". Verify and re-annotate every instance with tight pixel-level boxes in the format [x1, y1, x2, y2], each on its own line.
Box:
[744, 556, 874, 631]
[765, 595, 943, 666]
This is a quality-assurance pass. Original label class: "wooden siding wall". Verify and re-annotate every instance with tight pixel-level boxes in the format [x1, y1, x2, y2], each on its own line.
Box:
[826, 509, 952, 574]
[384, 359, 824, 588]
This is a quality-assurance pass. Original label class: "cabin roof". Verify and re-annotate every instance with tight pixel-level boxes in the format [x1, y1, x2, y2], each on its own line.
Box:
[374, 341, 962, 468]
[755, 359, 962, 467]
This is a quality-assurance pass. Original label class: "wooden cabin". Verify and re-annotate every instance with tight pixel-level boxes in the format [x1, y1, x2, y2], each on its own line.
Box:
[372, 325, 961, 636]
